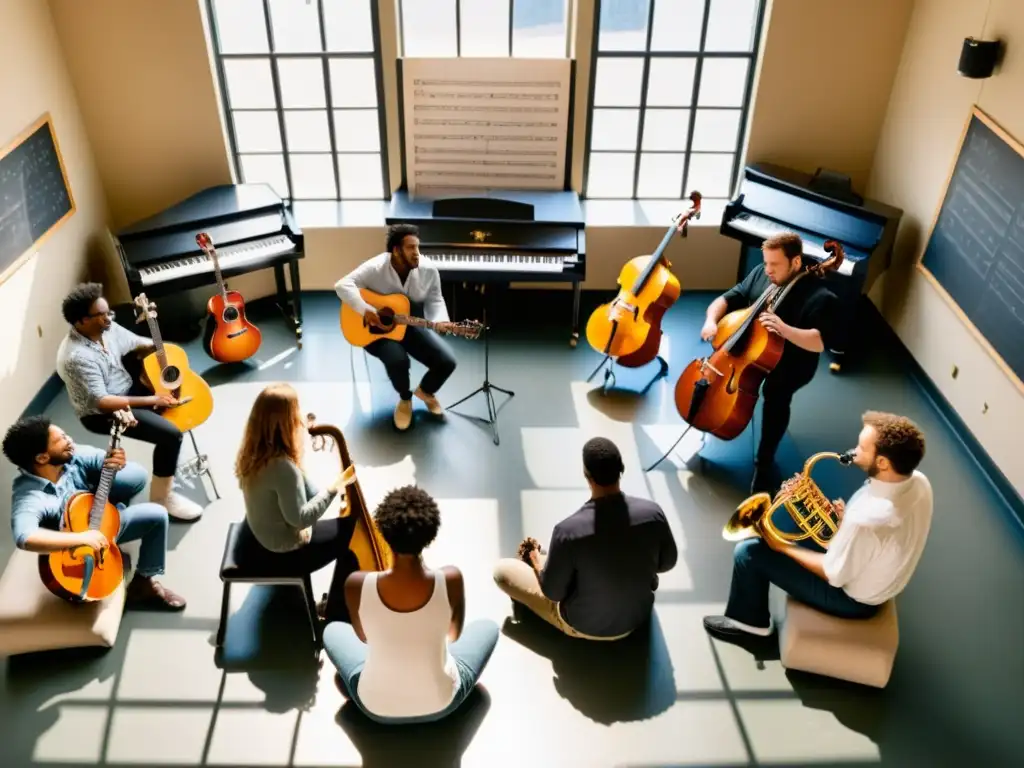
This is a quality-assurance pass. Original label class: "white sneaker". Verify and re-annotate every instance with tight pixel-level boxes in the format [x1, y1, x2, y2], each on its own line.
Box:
[415, 388, 444, 416]
[163, 491, 204, 522]
[394, 399, 413, 430]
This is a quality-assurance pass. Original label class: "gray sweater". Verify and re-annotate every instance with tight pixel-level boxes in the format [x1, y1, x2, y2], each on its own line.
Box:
[242, 458, 338, 553]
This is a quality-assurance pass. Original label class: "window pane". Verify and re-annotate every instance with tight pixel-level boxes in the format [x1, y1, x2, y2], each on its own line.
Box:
[240, 154, 288, 197]
[338, 154, 384, 198]
[691, 109, 741, 151]
[647, 58, 696, 106]
[650, 0, 703, 52]
[402, 0, 457, 57]
[637, 152, 685, 197]
[323, 0, 374, 52]
[329, 59, 378, 107]
[223, 59, 276, 109]
[334, 109, 381, 152]
[598, 0, 651, 52]
[705, 0, 759, 52]
[284, 111, 332, 152]
[590, 109, 639, 151]
[460, 0, 510, 57]
[686, 153, 734, 197]
[290, 153, 337, 198]
[513, 0, 568, 57]
[277, 59, 326, 108]
[267, 0, 322, 53]
[641, 108, 689, 151]
[212, 0, 268, 53]
[587, 152, 636, 198]
[593, 57, 644, 107]
[232, 111, 282, 152]
[697, 58, 749, 107]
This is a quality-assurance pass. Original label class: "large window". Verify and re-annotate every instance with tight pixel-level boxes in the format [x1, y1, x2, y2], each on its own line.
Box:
[400, 0, 570, 58]
[584, 0, 765, 203]
[206, 0, 388, 201]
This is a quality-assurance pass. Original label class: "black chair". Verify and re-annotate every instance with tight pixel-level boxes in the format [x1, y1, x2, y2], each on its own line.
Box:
[216, 522, 321, 651]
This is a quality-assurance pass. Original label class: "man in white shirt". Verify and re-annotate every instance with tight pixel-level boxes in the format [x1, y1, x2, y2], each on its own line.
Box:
[703, 410, 933, 647]
[335, 223, 458, 431]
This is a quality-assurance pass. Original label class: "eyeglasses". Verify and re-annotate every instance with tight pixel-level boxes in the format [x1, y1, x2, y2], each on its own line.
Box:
[87, 310, 116, 319]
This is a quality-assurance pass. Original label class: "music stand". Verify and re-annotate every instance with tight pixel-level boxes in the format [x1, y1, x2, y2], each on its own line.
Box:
[445, 285, 514, 445]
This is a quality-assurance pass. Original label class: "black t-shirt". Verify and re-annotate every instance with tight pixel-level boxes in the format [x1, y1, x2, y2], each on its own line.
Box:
[720, 265, 839, 385]
[538, 493, 678, 638]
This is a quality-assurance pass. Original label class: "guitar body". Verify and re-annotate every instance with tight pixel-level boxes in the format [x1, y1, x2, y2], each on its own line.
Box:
[39, 491, 124, 603]
[140, 343, 215, 432]
[585, 255, 681, 368]
[203, 291, 262, 363]
[340, 290, 412, 347]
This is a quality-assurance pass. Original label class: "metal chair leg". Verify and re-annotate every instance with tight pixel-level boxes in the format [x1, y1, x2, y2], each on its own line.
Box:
[215, 581, 231, 647]
[301, 575, 321, 647]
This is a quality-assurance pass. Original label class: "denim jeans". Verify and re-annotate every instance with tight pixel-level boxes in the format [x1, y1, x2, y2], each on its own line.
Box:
[725, 538, 878, 628]
[323, 618, 499, 724]
[109, 458, 168, 578]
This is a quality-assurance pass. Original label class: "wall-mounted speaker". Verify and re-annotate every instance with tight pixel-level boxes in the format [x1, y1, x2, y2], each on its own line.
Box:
[958, 37, 1001, 79]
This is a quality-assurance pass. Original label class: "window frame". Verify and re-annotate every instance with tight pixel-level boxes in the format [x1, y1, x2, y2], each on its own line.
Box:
[582, 0, 767, 203]
[205, 0, 391, 202]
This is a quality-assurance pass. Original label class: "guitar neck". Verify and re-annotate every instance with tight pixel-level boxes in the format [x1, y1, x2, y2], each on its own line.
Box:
[88, 437, 121, 529]
[208, 248, 229, 299]
[393, 315, 443, 332]
[144, 315, 169, 369]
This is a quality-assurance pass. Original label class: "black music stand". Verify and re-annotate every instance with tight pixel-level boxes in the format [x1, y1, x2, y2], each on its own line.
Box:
[445, 285, 514, 446]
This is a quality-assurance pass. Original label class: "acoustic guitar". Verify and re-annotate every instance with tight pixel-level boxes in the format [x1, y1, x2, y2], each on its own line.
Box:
[306, 413, 393, 572]
[38, 410, 132, 602]
[196, 232, 262, 363]
[339, 289, 484, 347]
[133, 293, 215, 432]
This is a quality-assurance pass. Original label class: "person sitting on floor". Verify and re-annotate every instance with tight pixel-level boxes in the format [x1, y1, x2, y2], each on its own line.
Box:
[322, 485, 499, 724]
[3, 414, 186, 610]
[235, 383, 360, 623]
[702, 410, 933, 648]
[493, 437, 678, 640]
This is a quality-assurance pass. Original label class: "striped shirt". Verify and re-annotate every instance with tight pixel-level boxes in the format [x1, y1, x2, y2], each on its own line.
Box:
[56, 325, 149, 418]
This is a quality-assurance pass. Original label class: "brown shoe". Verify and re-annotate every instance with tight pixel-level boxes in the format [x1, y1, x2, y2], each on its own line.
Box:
[125, 575, 187, 612]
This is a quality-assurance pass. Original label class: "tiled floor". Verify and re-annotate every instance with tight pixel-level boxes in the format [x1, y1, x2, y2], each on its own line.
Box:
[0, 291, 1021, 767]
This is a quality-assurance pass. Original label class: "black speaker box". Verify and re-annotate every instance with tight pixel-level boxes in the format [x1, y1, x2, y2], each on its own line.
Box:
[958, 37, 1001, 79]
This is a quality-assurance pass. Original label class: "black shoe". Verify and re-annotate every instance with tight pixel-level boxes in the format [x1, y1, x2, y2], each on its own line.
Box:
[703, 615, 779, 660]
[750, 462, 781, 496]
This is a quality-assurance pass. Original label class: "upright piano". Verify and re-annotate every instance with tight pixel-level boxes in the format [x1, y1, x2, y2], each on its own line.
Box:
[720, 163, 903, 370]
[113, 183, 305, 344]
[386, 189, 586, 345]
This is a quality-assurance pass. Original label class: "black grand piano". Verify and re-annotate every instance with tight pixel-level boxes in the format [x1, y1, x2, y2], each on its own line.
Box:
[720, 163, 903, 370]
[113, 183, 304, 344]
[386, 189, 586, 345]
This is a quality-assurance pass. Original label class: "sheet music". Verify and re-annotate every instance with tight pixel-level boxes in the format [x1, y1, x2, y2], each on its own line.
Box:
[401, 57, 572, 197]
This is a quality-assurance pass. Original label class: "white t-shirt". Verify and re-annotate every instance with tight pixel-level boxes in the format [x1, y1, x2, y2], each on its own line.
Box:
[823, 471, 933, 605]
[334, 252, 450, 323]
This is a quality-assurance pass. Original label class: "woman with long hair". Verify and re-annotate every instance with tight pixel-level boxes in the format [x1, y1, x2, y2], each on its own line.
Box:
[235, 383, 359, 622]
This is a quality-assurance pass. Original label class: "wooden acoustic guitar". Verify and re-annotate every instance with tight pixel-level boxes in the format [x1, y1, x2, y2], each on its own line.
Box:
[196, 232, 262, 363]
[133, 293, 215, 432]
[306, 414, 393, 572]
[38, 410, 132, 602]
[339, 289, 484, 347]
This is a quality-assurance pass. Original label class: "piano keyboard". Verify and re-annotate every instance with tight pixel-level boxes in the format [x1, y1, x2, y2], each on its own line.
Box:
[729, 214, 855, 276]
[424, 251, 576, 274]
[138, 234, 296, 285]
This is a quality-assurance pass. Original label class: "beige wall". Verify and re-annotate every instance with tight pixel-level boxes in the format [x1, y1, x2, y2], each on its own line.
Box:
[868, 0, 1024, 493]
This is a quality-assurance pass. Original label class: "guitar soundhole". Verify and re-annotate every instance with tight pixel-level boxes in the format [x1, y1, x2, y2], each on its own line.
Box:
[163, 366, 181, 387]
[223, 306, 239, 322]
[371, 308, 396, 335]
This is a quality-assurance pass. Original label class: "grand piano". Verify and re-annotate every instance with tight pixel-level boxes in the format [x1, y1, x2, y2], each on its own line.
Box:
[720, 163, 903, 370]
[113, 184, 304, 344]
[386, 189, 586, 345]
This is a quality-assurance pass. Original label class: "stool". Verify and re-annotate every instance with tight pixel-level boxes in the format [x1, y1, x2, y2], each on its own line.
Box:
[775, 593, 899, 688]
[216, 522, 321, 650]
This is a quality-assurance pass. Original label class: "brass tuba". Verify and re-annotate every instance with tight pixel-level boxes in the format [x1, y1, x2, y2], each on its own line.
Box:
[723, 450, 854, 549]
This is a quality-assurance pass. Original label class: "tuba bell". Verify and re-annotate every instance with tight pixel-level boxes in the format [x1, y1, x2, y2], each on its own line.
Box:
[723, 450, 854, 550]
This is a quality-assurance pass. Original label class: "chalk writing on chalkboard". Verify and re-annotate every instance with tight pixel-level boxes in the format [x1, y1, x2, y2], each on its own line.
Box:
[0, 113, 76, 285]
[920, 106, 1024, 392]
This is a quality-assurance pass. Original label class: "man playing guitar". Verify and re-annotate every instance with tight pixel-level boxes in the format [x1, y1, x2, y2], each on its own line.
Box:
[334, 224, 458, 431]
[55, 283, 203, 521]
[3, 415, 187, 610]
[701, 233, 839, 494]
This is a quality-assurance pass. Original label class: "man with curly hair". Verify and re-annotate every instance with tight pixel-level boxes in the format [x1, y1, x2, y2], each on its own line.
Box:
[703, 411, 933, 648]
[54, 282, 203, 521]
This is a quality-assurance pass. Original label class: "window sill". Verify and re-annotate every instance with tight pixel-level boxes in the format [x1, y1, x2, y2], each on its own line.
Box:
[292, 200, 390, 229]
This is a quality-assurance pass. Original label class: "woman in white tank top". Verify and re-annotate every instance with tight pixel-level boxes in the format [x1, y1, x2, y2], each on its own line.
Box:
[322, 485, 499, 723]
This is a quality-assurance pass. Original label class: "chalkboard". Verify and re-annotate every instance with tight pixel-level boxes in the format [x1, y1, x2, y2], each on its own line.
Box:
[0, 113, 76, 285]
[919, 107, 1024, 392]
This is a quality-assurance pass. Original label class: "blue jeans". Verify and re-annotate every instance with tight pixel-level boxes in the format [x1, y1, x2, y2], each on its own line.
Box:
[322, 618, 500, 724]
[725, 539, 879, 628]
[109, 459, 168, 578]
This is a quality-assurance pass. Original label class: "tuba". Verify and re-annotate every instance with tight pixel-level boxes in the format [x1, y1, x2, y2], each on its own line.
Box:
[723, 450, 854, 550]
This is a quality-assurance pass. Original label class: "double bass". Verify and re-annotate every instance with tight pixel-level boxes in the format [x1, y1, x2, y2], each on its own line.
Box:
[585, 191, 702, 368]
[673, 241, 846, 440]
[306, 414, 392, 572]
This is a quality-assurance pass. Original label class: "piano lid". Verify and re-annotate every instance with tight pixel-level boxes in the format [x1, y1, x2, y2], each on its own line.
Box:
[388, 189, 584, 228]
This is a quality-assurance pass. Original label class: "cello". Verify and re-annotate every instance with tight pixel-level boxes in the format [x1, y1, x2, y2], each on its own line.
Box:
[585, 191, 702, 368]
[673, 241, 845, 440]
